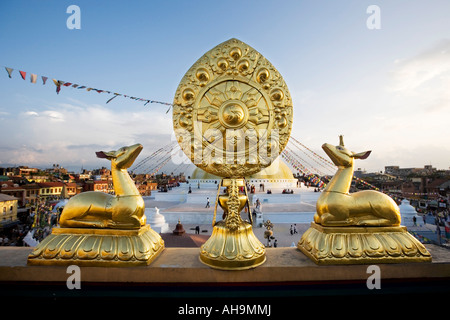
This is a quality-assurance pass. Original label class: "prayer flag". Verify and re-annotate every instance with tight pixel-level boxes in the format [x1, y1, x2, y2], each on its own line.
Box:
[53, 79, 62, 94]
[5, 67, 13, 78]
[30, 74, 37, 84]
[19, 70, 26, 80]
[106, 94, 119, 104]
[42, 76, 48, 85]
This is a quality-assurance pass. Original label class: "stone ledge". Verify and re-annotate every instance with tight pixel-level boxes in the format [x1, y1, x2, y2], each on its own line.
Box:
[0, 245, 449, 284]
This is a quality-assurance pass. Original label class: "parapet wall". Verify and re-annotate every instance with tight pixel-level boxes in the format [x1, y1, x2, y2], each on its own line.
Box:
[1, 246, 450, 285]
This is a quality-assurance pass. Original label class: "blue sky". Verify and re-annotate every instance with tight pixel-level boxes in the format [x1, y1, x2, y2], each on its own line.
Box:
[1, 0, 450, 173]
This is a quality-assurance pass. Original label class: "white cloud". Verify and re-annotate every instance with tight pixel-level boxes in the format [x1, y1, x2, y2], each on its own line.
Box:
[2, 100, 174, 169]
[287, 40, 450, 172]
[24, 111, 39, 117]
[389, 39, 450, 112]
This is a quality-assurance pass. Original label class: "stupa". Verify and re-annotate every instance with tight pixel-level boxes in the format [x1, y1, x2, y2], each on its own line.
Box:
[189, 158, 298, 189]
[146, 207, 169, 233]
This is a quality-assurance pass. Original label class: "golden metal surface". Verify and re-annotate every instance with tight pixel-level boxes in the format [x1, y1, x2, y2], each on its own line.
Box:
[315, 136, 401, 227]
[173, 39, 291, 270]
[173, 38, 293, 178]
[298, 222, 431, 265]
[200, 178, 265, 270]
[28, 144, 164, 266]
[298, 136, 431, 264]
[59, 144, 146, 229]
[27, 225, 164, 267]
[200, 220, 266, 270]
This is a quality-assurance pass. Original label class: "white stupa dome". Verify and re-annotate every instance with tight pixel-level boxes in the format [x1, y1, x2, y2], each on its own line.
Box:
[399, 199, 417, 215]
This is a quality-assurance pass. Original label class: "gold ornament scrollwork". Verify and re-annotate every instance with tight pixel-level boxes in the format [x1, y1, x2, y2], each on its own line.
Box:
[173, 38, 292, 178]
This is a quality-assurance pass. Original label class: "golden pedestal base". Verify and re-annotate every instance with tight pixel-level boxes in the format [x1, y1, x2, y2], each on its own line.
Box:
[200, 220, 266, 270]
[297, 222, 431, 265]
[27, 225, 164, 267]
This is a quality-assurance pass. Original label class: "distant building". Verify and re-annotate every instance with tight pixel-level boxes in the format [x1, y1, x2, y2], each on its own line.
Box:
[385, 165, 437, 177]
[84, 180, 110, 193]
[64, 182, 79, 197]
[136, 181, 158, 196]
[22, 184, 41, 205]
[0, 182, 26, 207]
[0, 193, 18, 227]
[38, 182, 65, 199]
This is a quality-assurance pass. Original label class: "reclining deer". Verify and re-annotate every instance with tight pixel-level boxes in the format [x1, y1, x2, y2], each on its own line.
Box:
[59, 143, 146, 229]
[314, 136, 401, 227]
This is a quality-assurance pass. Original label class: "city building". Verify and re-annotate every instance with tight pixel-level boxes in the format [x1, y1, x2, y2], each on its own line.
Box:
[84, 180, 110, 193]
[37, 182, 65, 199]
[385, 165, 437, 177]
[0, 181, 26, 207]
[0, 193, 18, 227]
[22, 184, 41, 205]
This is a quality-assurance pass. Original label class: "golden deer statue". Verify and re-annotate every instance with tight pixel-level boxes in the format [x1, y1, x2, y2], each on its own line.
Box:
[28, 143, 165, 266]
[59, 143, 146, 229]
[298, 136, 431, 264]
[314, 136, 401, 227]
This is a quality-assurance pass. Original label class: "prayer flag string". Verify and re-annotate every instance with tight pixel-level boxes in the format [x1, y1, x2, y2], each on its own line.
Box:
[3, 65, 175, 108]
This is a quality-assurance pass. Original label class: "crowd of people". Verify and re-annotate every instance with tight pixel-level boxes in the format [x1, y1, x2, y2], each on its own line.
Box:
[0, 198, 61, 247]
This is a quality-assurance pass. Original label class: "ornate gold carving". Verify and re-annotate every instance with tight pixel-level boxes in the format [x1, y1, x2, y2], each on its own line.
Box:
[173, 39, 292, 270]
[298, 223, 431, 265]
[27, 225, 164, 266]
[200, 178, 264, 270]
[219, 178, 245, 231]
[199, 220, 266, 270]
[173, 38, 293, 178]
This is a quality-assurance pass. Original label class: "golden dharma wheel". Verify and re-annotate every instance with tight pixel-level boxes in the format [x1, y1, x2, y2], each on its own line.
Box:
[173, 38, 293, 178]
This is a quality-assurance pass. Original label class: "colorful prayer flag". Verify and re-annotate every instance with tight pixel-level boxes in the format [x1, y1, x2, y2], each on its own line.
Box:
[53, 79, 62, 94]
[5, 67, 13, 78]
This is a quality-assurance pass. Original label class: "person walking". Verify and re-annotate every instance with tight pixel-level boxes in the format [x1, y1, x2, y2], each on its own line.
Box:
[436, 224, 442, 245]
[205, 196, 210, 208]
